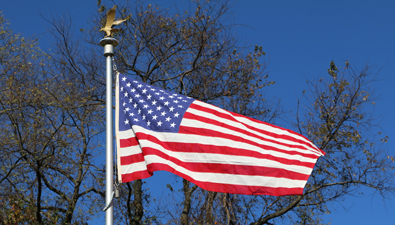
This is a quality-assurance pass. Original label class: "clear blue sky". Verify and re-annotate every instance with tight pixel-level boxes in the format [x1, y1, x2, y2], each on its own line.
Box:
[1, 0, 394, 224]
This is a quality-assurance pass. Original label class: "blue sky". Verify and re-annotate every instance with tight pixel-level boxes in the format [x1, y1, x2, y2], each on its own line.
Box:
[1, 0, 394, 224]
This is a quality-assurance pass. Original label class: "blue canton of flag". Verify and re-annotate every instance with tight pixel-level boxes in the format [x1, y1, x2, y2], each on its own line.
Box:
[118, 75, 194, 133]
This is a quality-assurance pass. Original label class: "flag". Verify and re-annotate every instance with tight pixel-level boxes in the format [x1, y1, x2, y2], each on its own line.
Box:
[115, 74, 325, 196]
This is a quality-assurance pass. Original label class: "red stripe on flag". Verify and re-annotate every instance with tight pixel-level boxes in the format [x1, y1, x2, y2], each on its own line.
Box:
[120, 153, 145, 165]
[177, 126, 318, 159]
[144, 163, 304, 196]
[140, 147, 310, 180]
[121, 170, 152, 183]
[132, 133, 316, 168]
[120, 136, 139, 148]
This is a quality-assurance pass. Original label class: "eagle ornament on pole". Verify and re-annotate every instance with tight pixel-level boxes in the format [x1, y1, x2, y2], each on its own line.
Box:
[100, 5, 130, 37]
[99, 5, 129, 225]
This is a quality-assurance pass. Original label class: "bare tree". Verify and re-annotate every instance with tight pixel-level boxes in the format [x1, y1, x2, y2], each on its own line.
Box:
[0, 13, 105, 224]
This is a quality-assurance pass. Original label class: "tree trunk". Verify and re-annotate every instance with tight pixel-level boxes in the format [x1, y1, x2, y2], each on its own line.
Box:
[181, 179, 192, 225]
[36, 169, 43, 224]
[128, 179, 144, 225]
[205, 191, 217, 225]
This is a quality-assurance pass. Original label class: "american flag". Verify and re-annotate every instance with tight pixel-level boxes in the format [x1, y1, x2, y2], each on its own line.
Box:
[115, 74, 325, 196]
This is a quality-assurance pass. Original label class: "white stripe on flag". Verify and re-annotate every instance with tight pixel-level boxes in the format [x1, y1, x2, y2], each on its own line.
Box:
[119, 155, 309, 188]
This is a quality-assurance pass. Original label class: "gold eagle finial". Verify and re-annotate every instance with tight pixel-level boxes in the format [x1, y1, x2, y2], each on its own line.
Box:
[100, 5, 130, 37]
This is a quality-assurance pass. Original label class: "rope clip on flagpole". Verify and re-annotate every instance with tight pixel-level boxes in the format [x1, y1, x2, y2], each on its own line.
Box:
[102, 181, 120, 211]
[100, 37, 119, 225]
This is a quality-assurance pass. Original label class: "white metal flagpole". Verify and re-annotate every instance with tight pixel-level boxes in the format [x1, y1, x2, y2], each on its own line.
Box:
[100, 37, 119, 225]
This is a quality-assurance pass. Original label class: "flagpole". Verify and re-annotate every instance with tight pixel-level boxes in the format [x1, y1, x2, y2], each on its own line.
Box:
[100, 37, 118, 225]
